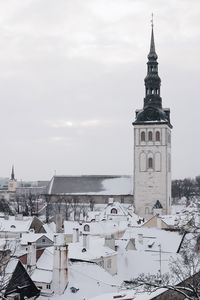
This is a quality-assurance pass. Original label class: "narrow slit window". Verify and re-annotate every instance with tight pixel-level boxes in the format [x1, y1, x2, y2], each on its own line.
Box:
[148, 131, 153, 141]
[141, 131, 145, 142]
[156, 131, 160, 141]
[148, 157, 153, 169]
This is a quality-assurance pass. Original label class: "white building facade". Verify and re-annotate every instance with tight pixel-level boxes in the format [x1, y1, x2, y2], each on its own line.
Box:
[133, 25, 172, 217]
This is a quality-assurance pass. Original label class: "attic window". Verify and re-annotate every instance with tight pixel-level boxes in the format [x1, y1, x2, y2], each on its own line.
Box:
[111, 208, 117, 214]
[84, 224, 90, 232]
[10, 225, 16, 228]
[82, 248, 87, 252]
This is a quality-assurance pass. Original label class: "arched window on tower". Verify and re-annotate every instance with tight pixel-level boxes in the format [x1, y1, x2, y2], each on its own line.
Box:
[141, 131, 145, 142]
[148, 131, 153, 141]
[148, 157, 153, 169]
[156, 131, 160, 141]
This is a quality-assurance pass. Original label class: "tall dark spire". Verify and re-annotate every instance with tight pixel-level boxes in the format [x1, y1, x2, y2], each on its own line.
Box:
[144, 19, 161, 109]
[148, 15, 157, 61]
[133, 17, 172, 127]
[11, 165, 15, 180]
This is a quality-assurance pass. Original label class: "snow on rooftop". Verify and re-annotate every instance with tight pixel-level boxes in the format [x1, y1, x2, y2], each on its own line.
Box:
[50, 261, 119, 300]
[116, 249, 179, 282]
[64, 220, 128, 237]
[122, 227, 183, 253]
[20, 232, 53, 245]
[99, 177, 133, 195]
[0, 216, 32, 232]
[31, 269, 52, 284]
[68, 236, 116, 260]
[89, 288, 167, 300]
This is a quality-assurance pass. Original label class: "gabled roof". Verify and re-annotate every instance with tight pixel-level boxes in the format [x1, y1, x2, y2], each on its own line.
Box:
[5, 260, 40, 299]
[47, 175, 133, 195]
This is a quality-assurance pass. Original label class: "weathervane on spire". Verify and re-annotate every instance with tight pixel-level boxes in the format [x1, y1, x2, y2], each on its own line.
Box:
[151, 13, 154, 28]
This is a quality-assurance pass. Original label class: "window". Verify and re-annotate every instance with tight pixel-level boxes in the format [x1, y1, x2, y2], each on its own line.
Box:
[111, 208, 117, 214]
[148, 131, 153, 141]
[156, 131, 160, 141]
[46, 284, 51, 289]
[84, 224, 90, 232]
[148, 157, 153, 169]
[42, 238, 45, 243]
[141, 131, 145, 142]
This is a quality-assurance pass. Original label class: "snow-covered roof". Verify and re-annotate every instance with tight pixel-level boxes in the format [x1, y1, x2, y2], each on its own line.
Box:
[116, 249, 179, 281]
[20, 232, 53, 245]
[31, 269, 52, 284]
[46, 261, 119, 300]
[89, 288, 167, 300]
[47, 175, 133, 195]
[0, 216, 32, 233]
[122, 227, 184, 253]
[34, 259, 120, 300]
[69, 236, 116, 260]
[64, 220, 128, 237]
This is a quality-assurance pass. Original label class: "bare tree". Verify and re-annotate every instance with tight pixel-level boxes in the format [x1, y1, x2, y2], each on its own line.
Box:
[0, 239, 17, 298]
[125, 236, 200, 300]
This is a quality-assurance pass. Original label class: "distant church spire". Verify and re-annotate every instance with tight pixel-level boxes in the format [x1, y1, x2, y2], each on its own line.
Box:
[11, 165, 15, 180]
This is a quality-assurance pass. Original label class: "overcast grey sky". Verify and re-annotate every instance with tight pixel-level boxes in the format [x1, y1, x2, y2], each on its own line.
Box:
[0, 0, 199, 181]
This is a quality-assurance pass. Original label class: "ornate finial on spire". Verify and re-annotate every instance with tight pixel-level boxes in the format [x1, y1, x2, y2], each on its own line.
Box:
[151, 13, 154, 28]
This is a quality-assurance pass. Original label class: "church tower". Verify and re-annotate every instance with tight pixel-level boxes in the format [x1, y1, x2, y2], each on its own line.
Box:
[132, 22, 172, 217]
[8, 165, 17, 193]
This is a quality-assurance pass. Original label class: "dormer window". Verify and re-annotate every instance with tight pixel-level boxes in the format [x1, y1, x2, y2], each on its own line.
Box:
[83, 224, 90, 232]
[111, 208, 117, 214]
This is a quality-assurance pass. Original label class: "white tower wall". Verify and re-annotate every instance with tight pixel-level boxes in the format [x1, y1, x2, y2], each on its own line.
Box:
[133, 124, 171, 217]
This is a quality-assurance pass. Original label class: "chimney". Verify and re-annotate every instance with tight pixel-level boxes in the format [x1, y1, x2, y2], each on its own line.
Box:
[105, 234, 115, 251]
[56, 214, 63, 233]
[138, 234, 143, 245]
[157, 217, 162, 229]
[52, 234, 68, 295]
[108, 198, 114, 205]
[27, 242, 36, 272]
[82, 233, 89, 249]
[73, 228, 79, 243]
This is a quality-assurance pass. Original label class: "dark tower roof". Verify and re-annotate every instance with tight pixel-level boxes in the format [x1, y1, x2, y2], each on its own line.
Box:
[133, 21, 172, 128]
[11, 165, 15, 180]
